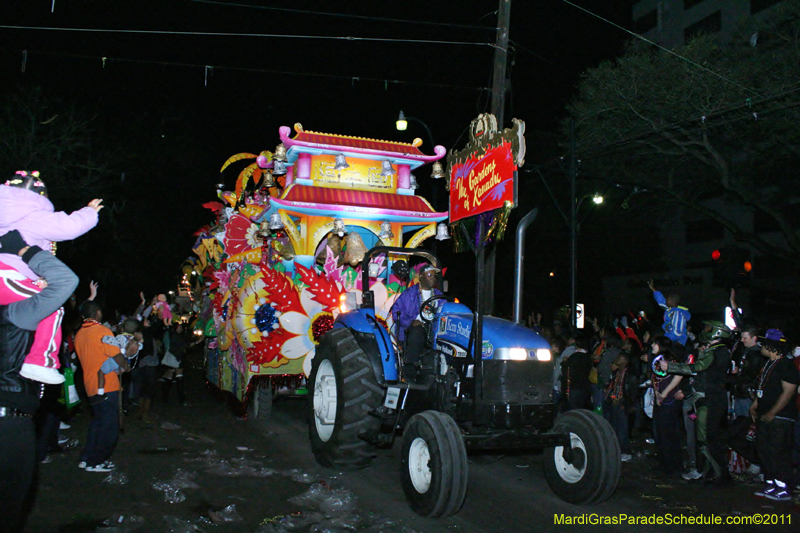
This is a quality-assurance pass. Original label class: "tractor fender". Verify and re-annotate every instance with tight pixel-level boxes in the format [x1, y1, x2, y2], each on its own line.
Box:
[333, 310, 398, 382]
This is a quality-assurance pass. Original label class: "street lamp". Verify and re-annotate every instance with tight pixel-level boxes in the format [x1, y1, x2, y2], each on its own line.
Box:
[395, 110, 435, 149]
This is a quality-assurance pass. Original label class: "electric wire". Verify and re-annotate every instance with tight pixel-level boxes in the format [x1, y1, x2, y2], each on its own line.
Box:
[0, 24, 491, 47]
[557, 0, 764, 98]
[1, 47, 487, 92]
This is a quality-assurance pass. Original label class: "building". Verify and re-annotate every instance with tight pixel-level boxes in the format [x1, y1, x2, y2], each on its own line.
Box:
[632, 0, 783, 48]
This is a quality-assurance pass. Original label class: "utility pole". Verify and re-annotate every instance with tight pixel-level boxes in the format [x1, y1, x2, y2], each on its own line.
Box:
[484, 0, 511, 316]
[569, 119, 577, 329]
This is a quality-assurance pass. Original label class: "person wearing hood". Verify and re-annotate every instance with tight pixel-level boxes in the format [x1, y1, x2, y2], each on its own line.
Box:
[0, 171, 101, 384]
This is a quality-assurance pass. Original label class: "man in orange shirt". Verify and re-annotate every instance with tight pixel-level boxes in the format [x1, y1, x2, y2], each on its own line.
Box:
[74, 300, 135, 472]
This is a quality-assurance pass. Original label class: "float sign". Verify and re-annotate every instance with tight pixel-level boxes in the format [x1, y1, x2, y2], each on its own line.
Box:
[447, 114, 526, 223]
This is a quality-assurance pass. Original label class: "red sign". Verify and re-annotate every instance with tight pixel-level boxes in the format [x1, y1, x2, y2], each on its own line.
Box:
[448, 141, 516, 222]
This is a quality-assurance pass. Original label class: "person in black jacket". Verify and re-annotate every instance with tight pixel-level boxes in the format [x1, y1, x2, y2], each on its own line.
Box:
[0, 230, 78, 533]
[561, 332, 593, 411]
[730, 324, 764, 418]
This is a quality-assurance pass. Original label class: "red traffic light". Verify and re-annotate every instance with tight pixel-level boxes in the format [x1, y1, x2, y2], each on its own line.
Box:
[711, 249, 721, 261]
[743, 261, 752, 272]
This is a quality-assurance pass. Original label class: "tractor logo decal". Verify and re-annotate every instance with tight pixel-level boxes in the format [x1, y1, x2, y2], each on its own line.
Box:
[436, 340, 468, 358]
[481, 340, 493, 359]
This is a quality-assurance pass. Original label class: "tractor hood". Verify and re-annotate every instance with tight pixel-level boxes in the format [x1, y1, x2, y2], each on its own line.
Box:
[435, 304, 551, 360]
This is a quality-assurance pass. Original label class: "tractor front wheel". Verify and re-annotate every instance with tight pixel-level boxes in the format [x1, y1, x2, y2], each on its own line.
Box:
[400, 410, 468, 518]
[543, 409, 620, 504]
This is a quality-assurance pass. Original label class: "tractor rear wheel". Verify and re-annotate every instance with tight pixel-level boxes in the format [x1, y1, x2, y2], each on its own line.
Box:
[247, 378, 273, 429]
[400, 410, 468, 518]
[308, 328, 383, 470]
[543, 409, 620, 504]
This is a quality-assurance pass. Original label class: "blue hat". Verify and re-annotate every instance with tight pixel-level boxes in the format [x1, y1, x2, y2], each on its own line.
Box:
[764, 328, 786, 342]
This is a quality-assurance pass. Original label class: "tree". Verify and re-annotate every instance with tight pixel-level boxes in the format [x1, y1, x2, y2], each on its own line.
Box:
[565, 1, 800, 264]
[0, 86, 120, 209]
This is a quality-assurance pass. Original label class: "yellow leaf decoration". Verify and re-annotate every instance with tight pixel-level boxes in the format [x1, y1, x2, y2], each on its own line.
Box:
[220, 152, 257, 173]
[235, 163, 257, 204]
[253, 167, 263, 186]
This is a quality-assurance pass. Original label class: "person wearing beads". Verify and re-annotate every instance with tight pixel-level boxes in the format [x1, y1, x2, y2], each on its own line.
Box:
[750, 329, 799, 502]
[650, 336, 684, 477]
[0, 230, 78, 533]
[0, 171, 102, 384]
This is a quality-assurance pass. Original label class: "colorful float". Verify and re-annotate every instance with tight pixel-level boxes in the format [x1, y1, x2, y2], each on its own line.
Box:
[191, 123, 449, 408]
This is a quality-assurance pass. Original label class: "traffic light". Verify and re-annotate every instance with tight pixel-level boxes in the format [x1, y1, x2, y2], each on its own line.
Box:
[711, 247, 751, 288]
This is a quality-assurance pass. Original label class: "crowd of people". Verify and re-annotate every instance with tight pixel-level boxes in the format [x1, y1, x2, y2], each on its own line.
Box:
[0, 171, 194, 532]
[532, 283, 800, 504]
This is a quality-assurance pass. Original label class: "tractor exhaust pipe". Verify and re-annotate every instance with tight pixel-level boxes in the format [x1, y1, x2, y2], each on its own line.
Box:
[513, 208, 538, 324]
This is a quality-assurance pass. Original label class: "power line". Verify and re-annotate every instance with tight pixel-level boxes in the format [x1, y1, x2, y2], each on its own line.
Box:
[576, 85, 800, 160]
[2, 47, 488, 92]
[191, 0, 496, 32]
[557, 0, 764, 98]
[508, 39, 579, 78]
[0, 24, 491, 48]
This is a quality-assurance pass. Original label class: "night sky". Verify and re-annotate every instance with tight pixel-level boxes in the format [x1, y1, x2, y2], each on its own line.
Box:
[0, 0, 632, 317]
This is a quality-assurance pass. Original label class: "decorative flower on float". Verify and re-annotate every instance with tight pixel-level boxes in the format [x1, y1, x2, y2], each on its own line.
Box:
[272, 262, 346, 377]
[224, 213, 262, 257]
[233, 267, 281, 349]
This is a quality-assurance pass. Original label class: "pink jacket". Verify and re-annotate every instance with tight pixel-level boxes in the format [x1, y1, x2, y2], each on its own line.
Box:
[0, 186, 98, 280]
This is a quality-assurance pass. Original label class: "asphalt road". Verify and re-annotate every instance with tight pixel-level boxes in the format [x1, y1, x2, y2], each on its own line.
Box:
[25, 358, 799, 533]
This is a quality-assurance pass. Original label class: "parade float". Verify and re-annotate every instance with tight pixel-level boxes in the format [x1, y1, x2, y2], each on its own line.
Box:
[191, 123, 449, 419]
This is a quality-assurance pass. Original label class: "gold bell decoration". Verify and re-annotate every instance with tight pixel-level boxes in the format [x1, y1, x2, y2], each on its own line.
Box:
[431, 161, 446, 179]
[262, 170, 275, 188]
[316, 233, 343, 265]
[343, 232, 367, 267]
[275, 239, 295, 260]
[273, 143, 288, 162]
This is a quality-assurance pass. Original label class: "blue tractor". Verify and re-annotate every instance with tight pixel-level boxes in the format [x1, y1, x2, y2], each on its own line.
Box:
[308, 247, 620, 518]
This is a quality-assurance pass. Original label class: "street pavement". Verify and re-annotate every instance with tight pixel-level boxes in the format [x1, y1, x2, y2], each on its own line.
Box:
[26, 356, 800, 532]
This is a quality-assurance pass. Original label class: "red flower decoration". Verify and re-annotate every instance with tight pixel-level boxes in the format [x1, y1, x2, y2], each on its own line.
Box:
[249, 328, 295, 366]
[259, 265, 304, 315]
[295, 263, 345, 313]
[224, 214, 260, 256]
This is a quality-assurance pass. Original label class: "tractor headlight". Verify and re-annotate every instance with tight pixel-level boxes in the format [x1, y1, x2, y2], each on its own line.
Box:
[492, 347, 552, 361]
[339, 292, 357, 314]
[493, 347, 529, 360]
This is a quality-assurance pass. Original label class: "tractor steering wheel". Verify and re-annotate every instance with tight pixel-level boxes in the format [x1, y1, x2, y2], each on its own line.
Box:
[419, 295, 449, 325]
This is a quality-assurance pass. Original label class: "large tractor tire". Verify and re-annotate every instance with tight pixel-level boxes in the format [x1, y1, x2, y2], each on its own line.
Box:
[247, 378, 273, 429]
[400, 410, 468, 518]
[543, 409, 620, 504]
[308, 328, 383, 470]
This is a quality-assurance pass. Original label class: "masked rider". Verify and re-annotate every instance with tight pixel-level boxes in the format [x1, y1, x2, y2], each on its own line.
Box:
[391, 264, 443, 379]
